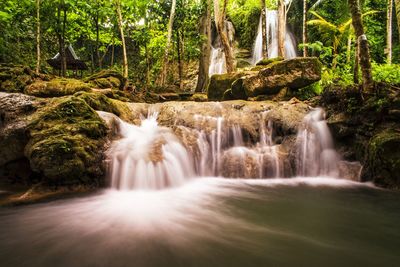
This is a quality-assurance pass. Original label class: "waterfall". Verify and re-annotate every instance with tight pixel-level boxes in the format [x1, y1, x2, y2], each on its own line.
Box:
[296, 108, 340, 177]
[209, 21, 235, 76]
[107, 108, 344, 190]
[107, 113, 195, 190]
[252, 10, 297, 65]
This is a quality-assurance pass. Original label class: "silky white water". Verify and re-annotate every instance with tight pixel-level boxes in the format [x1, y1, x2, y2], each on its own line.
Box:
[209, 21, 235, 76]
[252, 10, 297, 65]
[107, 108, 346, 190]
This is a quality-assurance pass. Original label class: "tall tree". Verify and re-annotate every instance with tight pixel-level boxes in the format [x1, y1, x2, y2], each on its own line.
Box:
[115, 0, 128, 79]
[261, 0, 268, 58]
[278, 0, 286, 58]
[348, 0, 373, 93]
[36, 0, 41, 73]
[196, 0, 212, 92]
[386, 0, 393, 64]
[214, 0, 235, 73]
[303, 0, 308, 57]
[396, 0, 400, 36]
[159, 0, 177, 86]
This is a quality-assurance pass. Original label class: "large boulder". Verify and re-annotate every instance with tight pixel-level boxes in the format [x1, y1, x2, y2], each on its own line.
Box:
[84, 70, 126, 90]
[207, 72, 252, 101]
[25, 78, 91, 97]
[0, 64, 37, 93]
[0, 93, 44, 167]
[365, 129, 400, 189]
[24, 96, 108, 185]
[236, 57, 322, 98]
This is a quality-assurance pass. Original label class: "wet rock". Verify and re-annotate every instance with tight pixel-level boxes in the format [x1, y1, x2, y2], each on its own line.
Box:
[24, 96, 108, 186]
[0, 93, 43, 167]
[365, 129, 400, 189]
[338, 161, 363, 181]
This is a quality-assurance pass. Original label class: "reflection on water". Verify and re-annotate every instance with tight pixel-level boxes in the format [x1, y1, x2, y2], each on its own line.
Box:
[0, 177, 399, 267]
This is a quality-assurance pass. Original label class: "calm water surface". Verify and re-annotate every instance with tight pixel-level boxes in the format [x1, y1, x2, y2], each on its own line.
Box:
[0, 177, 399, 267]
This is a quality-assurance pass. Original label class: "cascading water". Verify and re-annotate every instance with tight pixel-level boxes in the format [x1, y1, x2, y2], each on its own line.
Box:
[209, 21, 235, 76]
[252, 10, 297, 65]
[296, 108, 340, 177]
[107, 113, 194, 190]
[106, 106, 348, 190]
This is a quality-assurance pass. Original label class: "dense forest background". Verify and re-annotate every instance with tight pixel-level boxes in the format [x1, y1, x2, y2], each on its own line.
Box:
[0, 0, 399, 91]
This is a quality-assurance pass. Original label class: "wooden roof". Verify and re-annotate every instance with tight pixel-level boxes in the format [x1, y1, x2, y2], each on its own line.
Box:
[47, 45, 88, 70]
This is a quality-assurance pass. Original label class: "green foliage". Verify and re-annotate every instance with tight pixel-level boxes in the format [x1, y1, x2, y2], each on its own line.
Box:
[228, 2, 260, 50]
[372, 63, 400, 84]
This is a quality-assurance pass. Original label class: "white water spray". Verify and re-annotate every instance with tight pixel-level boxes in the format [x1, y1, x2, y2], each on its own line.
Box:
[107, 113, 195, 190]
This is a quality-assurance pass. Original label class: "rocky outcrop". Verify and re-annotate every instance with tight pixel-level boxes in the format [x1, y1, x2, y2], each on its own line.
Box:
[0, 64, 39, 93]
[0, 93, 44, 167]
[322, 84, 400, 189]
[235, 57, 322, 98]
[24, 96, 108, 185]
[83, 70, 127, 90]
[25, 78, 91, 97]
[206, 58, 322, 101]
[365, 129, 400, 189]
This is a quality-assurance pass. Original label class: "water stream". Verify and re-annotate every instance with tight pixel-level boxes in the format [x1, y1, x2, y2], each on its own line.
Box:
[0, 108, 399, 267]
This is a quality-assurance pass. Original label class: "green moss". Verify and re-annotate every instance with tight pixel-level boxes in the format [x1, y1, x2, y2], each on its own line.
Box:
[25, 97, 108, 185]
[25, 78, 91, 97]
[207, 72, 247, 101]
[367, 129, 400, 189]
[84, 70, 126, 90]
[256, 57, 284, 66]
[190, 93, 208, 102]
[0, 64, 36, 93]
[75, 91, 121, 116]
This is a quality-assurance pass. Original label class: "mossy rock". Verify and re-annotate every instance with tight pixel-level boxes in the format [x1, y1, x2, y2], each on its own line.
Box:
[236, 59, 252, 69]
[256, 57, 284, 66]
[366, 128, 400, 189]
[25, 97, 108, 185]
[25, 78, 91, 97]
[0, 64, 36, 93]
[74, 91, 132, 121]
[207, 72, 249, 101]
[84, 70, 126, 90]
[189, 93, 208, 102]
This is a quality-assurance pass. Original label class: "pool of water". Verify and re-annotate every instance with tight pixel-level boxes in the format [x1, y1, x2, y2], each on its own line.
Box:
[0, 177, 399, 267]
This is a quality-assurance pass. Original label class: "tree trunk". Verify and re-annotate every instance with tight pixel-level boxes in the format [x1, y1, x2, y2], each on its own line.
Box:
[302, 0, 308, 57]
[278, 0, 286, 58]
[354, 38, 359, 84]
[346, 34, 352, 64]
[386, 0, 393, 64]
[158, 0, 177, 86]
[196, 0, 212, 92]
[214, 0, 235, 73]
[36, 0, 41, 74]
[115, 0, 128, 79]
[396, 0, 400, 37]
[261, 0, 268, 58]
[177, 31, 184, 90]
[61, 2, 67, 77]
[348, 0, 374, 93]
